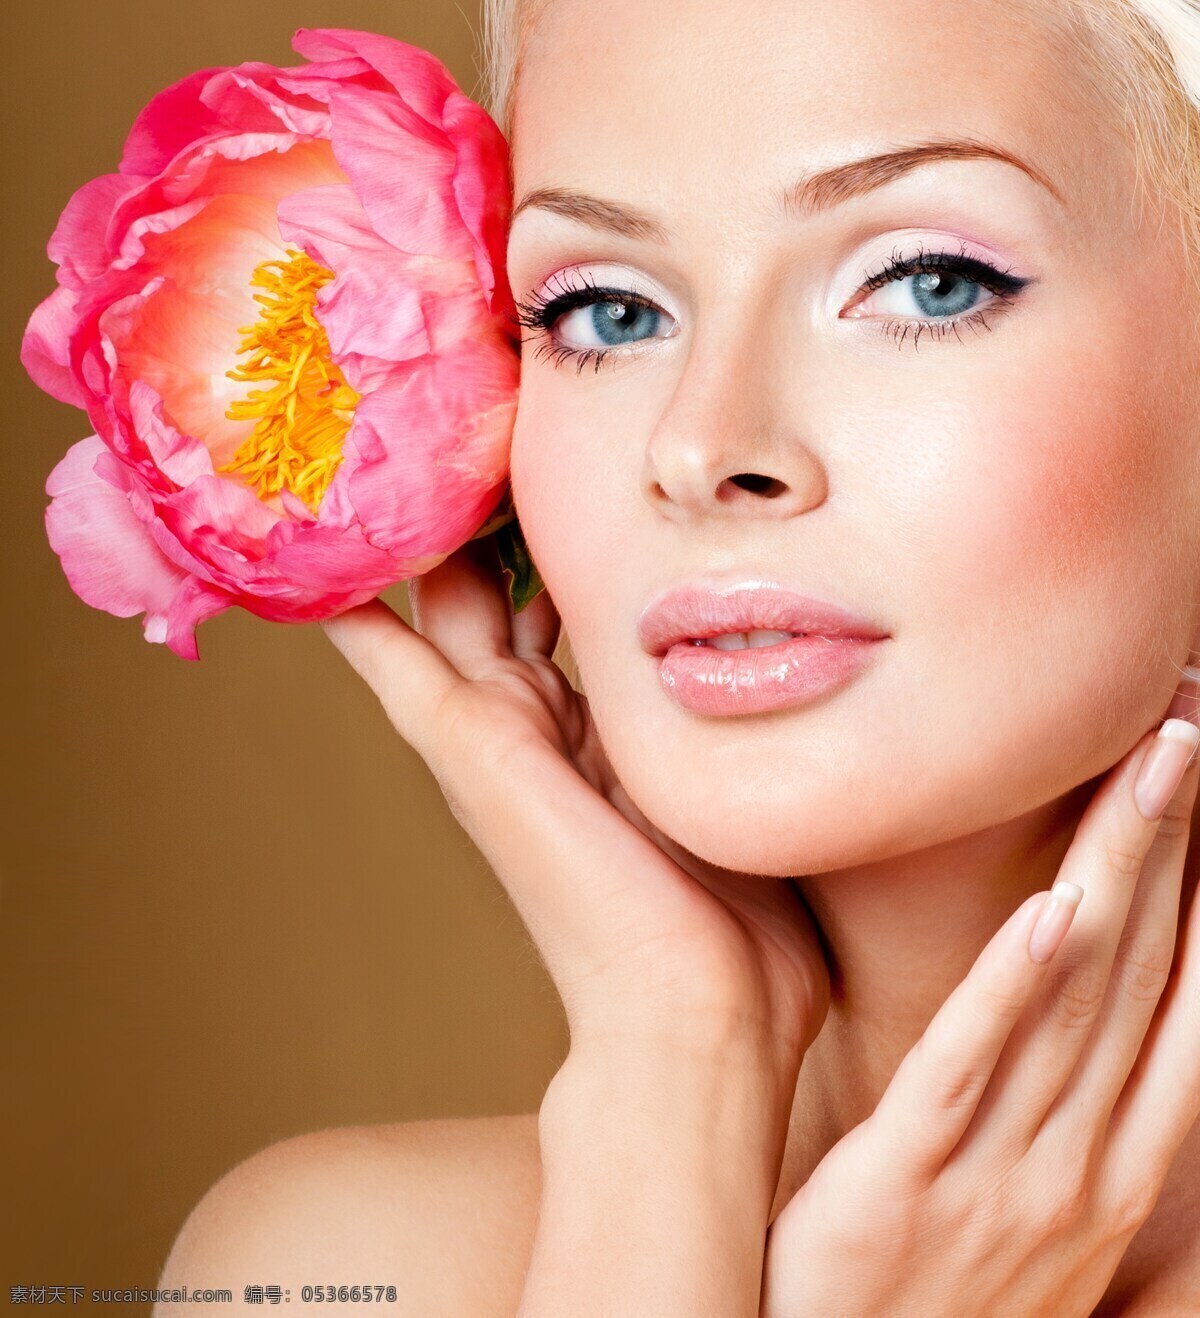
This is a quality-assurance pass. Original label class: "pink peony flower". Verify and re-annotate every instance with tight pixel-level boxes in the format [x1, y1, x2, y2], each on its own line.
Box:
[22, 27, 524, 660]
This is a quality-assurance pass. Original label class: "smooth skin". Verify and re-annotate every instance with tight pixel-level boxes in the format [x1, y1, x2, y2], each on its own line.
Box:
[313, 546, 1200, 1314]
[762, 716, 1200, 1314]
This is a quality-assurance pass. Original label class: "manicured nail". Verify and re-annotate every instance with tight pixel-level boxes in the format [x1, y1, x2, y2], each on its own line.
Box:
[1028, 881, 1084, 964]
[1133, 719, 1200, 821]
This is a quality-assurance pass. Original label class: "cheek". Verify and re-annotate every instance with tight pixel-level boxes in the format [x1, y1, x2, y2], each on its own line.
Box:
[960, 382, 1158, 607]
[1009, 383, 1166, 582]
[909, 336, 1191, 757]
[508, 394, 617, 645]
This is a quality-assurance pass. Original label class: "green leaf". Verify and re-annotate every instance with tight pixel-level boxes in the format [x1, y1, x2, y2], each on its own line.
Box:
[494, 515, 546, 614]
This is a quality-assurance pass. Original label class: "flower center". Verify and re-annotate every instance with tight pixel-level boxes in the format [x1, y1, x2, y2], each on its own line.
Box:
[219, 248, 360, 515]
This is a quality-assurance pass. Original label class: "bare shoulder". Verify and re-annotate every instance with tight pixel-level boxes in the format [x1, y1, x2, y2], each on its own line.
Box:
[154, 1113, 542, 1317]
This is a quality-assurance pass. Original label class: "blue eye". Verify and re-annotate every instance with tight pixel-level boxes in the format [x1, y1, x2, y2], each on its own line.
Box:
[848, 240, 1031, 348]
[509, 270, 676, 374]
[570, 297, 668, 346]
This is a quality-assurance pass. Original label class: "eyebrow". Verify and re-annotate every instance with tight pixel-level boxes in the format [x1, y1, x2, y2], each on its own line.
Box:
[509, 137, 1065, 242]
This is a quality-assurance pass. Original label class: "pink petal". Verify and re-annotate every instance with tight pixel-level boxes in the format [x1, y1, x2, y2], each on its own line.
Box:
[120, 66, 230, 177]
[113, 131, 319, 244]
[109, 214, 277, 464]
[165, 136, 346, 209]
[276, 184, 438, 376]
[324, 84, 473, 263]
[291, 26, 513, 322]
[275, 60, 383, 101]
[44, 435, 200, 647]
[290, 28, 459, 125]
[270, 518, 422, 590]
[22, 286, 88, 408]
[47, 172, 144, 286]
[343, 336, 517, 557]
[162, 574, 238, 660]
[441, 90, 514, 322]
[128, 380, 215, 488]
[199, 66, 331, 139]
[145, 472, 286, 594]
[92, 448, 222, 583]
[112, 196, 213, 272]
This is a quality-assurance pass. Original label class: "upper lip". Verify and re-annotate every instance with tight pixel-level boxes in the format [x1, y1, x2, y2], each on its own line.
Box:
[637, 580, 890, 656]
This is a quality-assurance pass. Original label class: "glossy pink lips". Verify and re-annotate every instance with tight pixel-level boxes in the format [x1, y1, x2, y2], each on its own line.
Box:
[658, 633, 884, 715]
[637, 582, 890, 716]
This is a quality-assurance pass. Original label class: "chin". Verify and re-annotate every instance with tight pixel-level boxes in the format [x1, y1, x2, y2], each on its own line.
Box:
[617, 739, 1012, 880]
[625, 782, 880, 880]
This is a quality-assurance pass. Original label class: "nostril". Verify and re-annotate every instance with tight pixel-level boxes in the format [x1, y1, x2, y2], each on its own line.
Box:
[728, 472, 787, 497]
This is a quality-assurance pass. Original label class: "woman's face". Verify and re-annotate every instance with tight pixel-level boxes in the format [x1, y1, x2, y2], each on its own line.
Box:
[505, 0, 1200, 877]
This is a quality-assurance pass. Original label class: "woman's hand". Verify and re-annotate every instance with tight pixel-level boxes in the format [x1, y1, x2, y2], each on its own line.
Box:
[320, 534, 828, 1079]
[761, 677, 1200, 1318]
[318, 535, 833, 1313]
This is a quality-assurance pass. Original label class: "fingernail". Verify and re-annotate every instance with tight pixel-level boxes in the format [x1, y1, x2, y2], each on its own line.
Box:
[1165, 666, 1200, 724]
[1133, 718, 1200, 821]
[1028, 880, 1084, 964]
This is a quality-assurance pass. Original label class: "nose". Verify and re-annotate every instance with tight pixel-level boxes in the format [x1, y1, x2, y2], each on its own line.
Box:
[642, 340, 827, 521]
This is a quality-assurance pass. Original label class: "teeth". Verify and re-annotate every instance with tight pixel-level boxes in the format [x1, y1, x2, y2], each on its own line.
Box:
[700, 629, 799, 650]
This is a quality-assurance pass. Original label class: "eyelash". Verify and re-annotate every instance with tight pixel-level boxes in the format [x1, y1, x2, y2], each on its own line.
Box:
[508, 239, 1031, 374]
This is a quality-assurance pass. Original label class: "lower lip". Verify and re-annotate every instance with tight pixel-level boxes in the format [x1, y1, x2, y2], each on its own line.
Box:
[656, 634, 887, 716]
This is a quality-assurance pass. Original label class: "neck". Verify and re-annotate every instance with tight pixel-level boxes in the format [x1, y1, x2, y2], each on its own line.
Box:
[773, 769, 1108, 1202]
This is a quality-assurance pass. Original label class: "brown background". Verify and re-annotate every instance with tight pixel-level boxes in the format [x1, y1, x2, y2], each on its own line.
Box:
[1, 0, 566, 1292]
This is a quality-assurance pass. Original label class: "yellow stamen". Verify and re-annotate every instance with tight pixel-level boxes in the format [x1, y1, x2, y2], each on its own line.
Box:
[219, 248, 360, 514]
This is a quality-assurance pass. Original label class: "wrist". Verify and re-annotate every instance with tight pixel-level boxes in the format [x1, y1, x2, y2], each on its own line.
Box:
[520, 1039, 784, 1317]
[563, 1007, 807, 1116]
[541, 1033, 791, 1199]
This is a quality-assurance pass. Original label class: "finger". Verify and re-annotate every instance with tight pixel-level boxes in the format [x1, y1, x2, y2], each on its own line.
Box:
[510, 582, 562, 664]
[321, 593, 701, 1042]
[407, 535, 514, 677]
[429, 729, 708, 1041]
[1104, 763, 1200, 1203]
[946, 719, 1195, 1168]
[318, 597, 462, 753]
[863, 884, 1082, 1188]
[1033, 718, 1199, 1153]
[1106, 897, 1200, 1200]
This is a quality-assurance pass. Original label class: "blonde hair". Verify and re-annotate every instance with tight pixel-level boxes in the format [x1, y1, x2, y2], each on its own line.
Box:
[479, 0, 1200, 290]
[479, 0, 547, 145]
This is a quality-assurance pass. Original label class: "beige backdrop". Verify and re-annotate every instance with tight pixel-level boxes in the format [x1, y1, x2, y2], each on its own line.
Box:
[1, 0, 566, 1292]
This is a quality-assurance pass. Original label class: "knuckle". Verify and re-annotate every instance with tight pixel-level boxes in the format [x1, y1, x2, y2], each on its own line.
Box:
[975, 975, 1033, 1024]
[1099, 832, 1147, 884]
[422, 683, 474, 767]
[430, 682, 511, 767]
[1040, 959, 1107, 1032]
[924, 1053, 987, 1115]
[429, 677, 475, 738]
[905, 1018, 963, 1111]
[1110, 932, 1175, 1004]
[1037, 1166, 1093, 1236]
[1111, 1172, 1163, 1237]
[424, 687, 529, 811]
